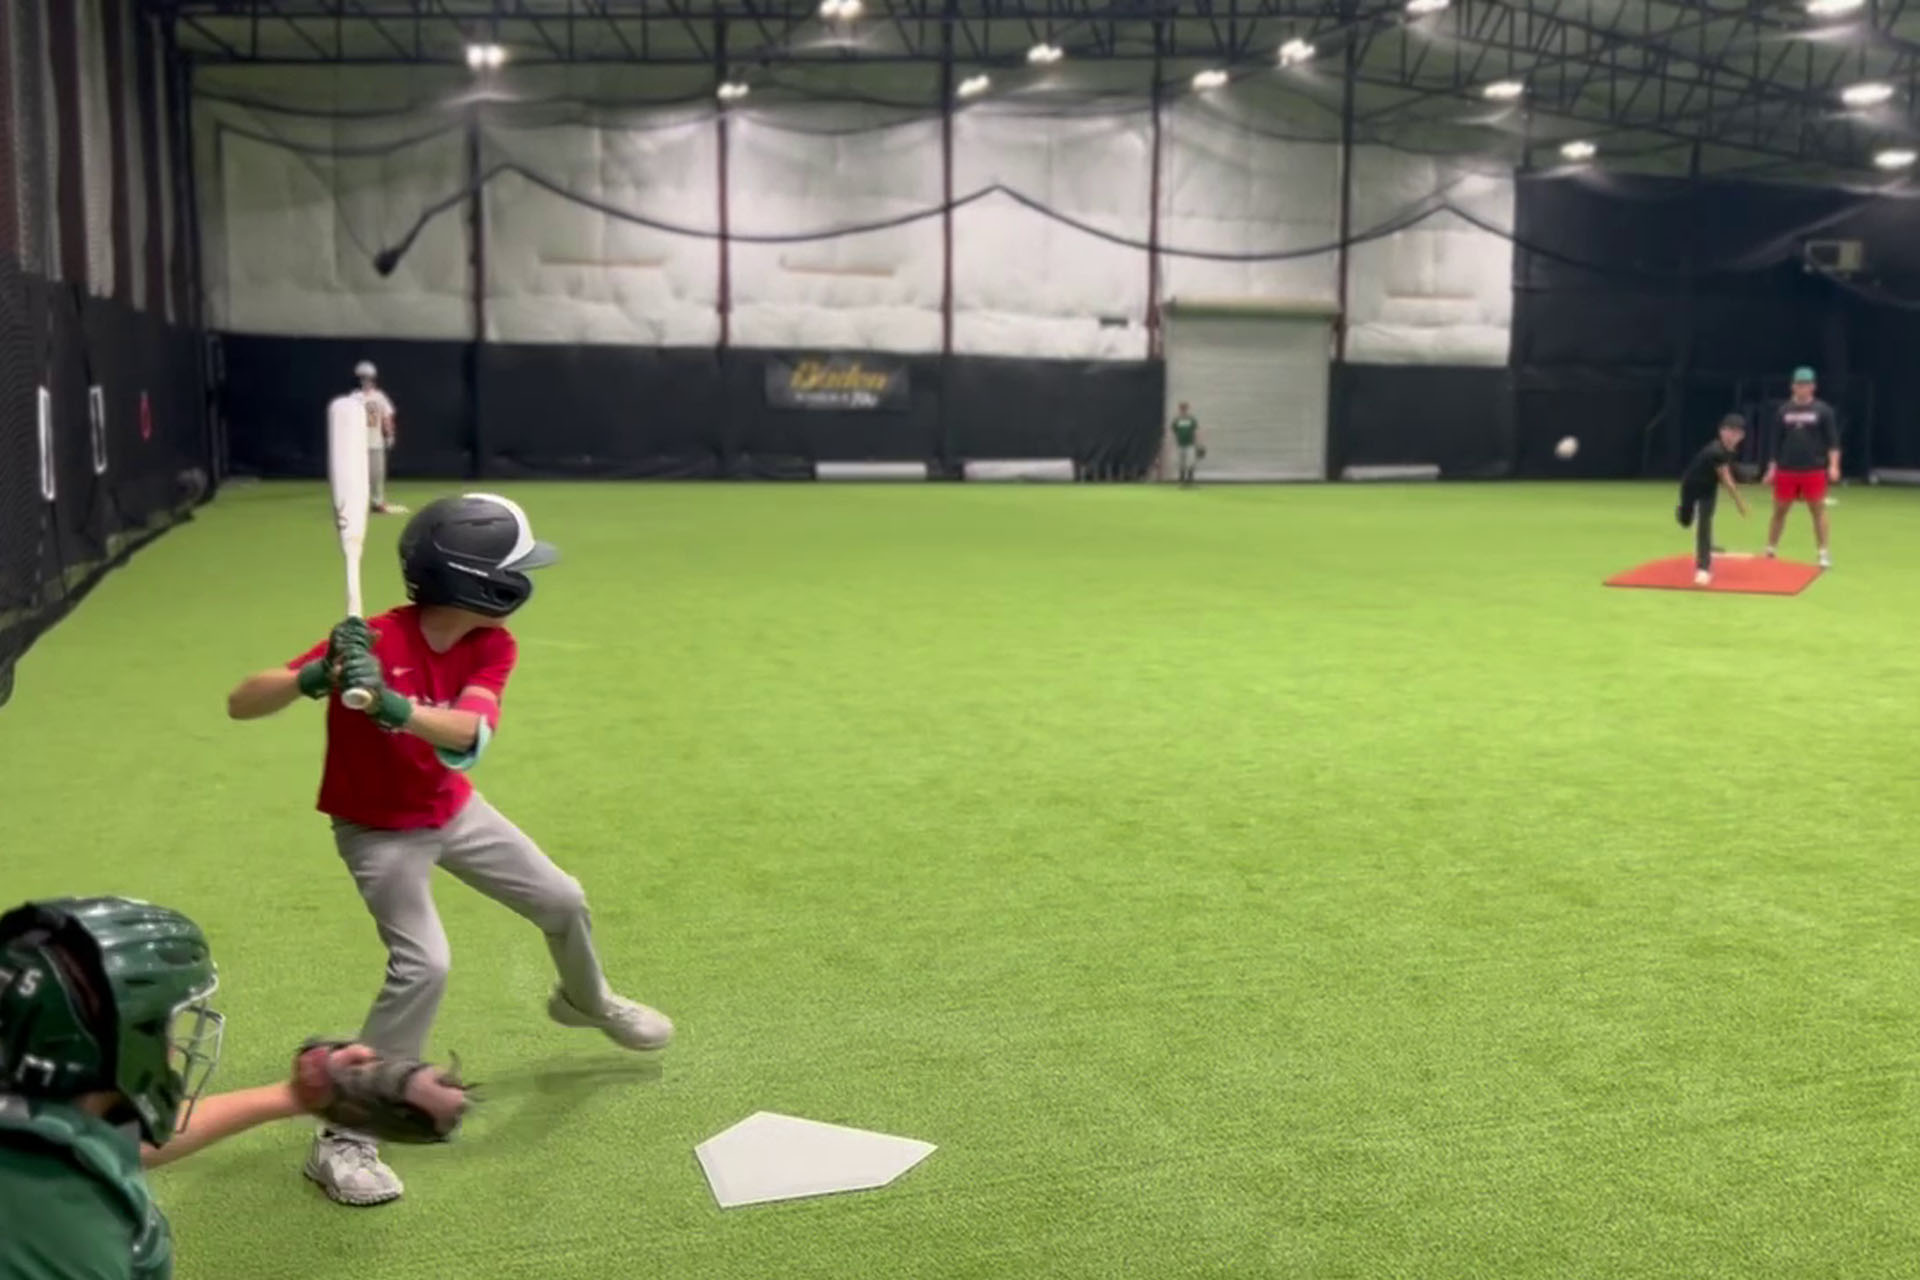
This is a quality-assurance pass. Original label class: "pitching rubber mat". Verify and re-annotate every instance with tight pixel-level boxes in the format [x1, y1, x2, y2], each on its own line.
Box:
[1605, 554, 1823, 595]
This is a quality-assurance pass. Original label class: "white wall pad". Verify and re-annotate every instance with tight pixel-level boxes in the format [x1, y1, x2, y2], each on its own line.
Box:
[696, 1113, 936, 1209]
[1870, 469, 1920, 485]
[962, 458, 1075, 482]
[815, 461, 929, 481]
[1345, 153, 1514, 366]
[1342, 464, 1440, 481]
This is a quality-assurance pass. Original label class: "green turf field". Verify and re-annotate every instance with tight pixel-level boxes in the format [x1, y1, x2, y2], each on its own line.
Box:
[4, 480, 1919, 1279]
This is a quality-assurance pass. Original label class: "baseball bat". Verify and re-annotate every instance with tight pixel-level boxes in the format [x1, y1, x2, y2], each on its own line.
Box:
[326, 396, 376, 711]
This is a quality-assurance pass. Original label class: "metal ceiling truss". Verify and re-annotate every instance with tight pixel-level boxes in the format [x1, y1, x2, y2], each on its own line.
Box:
[146, 0, 1920, 171]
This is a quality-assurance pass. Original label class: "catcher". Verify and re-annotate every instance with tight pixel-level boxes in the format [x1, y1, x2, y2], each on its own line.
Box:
[0, 897, 469, 1279]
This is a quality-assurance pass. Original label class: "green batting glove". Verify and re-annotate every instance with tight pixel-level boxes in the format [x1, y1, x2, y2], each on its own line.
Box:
[338, 649, 384, 694]
[328, 617, 375, 660]
[296, 659, 333, 700]
[368, 684, 413, 730]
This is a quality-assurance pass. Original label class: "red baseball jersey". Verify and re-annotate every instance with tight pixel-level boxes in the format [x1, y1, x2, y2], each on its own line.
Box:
[287, 606, 516, 830]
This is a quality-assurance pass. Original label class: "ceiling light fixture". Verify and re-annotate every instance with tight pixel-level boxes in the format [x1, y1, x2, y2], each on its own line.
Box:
[1278, 38, 1315, 66]
[1842, 80, 1895, 107]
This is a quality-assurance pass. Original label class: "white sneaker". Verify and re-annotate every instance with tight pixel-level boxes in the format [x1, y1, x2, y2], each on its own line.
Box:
[304, 1131, 403, 1207]
[1818, 550, 1832, 568]
[1763, 546, 1778, 559]
[548, 987, 674, 1051]
[1694, 570, 1712, 587]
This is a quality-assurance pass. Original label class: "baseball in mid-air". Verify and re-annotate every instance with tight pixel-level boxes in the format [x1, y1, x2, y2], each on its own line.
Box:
[1555, 436, 1580, 460]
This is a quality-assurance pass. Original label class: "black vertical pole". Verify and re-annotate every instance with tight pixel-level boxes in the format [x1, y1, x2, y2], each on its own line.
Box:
[1146, 26, 1164, 363]
[939, 0, 955, 476]
[940, 5, 954, 359]
[715, 19, 730, 353]
[1331, 22, 1356, 480]
[168, 24, 217, 485]
[714, 20, 733, 475]
[1654, 140, 1703, 478]
[465, 107, 485, 478]
[1145, 26, 1167, 482]
[1510, 102, 1533, 477]
[1334, 30, 1355, 366]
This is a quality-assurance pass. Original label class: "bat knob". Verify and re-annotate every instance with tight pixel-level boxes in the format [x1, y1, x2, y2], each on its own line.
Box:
[342, 687, 375, 711]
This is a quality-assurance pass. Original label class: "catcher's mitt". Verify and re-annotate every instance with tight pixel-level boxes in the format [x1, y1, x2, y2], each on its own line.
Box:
[293, 1040, 472, 1144]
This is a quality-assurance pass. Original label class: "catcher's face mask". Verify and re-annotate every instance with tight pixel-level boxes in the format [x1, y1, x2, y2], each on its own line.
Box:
[164, 984, 226, 1135]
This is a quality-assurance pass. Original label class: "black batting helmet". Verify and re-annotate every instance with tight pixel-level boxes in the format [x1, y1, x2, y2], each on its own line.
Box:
[398, 493, 558, 618]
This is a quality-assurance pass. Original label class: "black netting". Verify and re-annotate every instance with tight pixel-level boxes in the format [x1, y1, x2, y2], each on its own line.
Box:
[0, 0, 211, 710]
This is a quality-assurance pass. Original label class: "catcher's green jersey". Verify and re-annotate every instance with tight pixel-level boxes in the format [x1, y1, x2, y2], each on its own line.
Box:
[1171, 415, 1199, 446]
[0, 1094, 170, 1280]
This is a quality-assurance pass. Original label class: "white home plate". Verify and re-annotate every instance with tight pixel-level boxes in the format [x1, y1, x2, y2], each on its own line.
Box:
[695, 1112, 935, 1208]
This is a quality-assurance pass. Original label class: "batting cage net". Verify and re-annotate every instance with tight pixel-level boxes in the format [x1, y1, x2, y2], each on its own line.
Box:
[0, 0, 211, 709]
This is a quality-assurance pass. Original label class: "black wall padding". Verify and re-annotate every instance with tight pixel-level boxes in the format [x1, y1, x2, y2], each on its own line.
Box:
[218, 333, 474, 478]
[946, 358, 1165, 479]
[483, 345, 725, 478]
[0, 255, 210, 707]
[1331, 365, 1512, 479]
[220, 338, 1165, 482]
[721, 353, 942, 479]
[1511, 172, 1920, 477]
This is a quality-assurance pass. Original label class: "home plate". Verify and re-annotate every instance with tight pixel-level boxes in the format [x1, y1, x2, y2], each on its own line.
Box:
[695, 1113, 936, 1208]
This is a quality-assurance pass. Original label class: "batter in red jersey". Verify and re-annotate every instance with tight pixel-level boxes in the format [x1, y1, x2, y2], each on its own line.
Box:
[225, 493, 671, 1209]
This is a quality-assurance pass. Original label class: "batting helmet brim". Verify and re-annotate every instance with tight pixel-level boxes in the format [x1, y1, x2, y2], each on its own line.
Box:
[507, 540, 559, 571]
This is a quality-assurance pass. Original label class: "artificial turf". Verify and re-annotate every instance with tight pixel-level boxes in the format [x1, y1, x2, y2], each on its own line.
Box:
[3, 479, 1919, 1279]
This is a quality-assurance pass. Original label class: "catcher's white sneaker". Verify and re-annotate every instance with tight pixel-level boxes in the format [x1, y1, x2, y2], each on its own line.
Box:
[305, 1131, 403, 1206]
[548, 987, 674, 1051]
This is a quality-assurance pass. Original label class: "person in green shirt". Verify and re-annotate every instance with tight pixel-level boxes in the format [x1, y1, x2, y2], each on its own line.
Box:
[1170, 403, 1203, 487]
[0, 897, 377, 1280]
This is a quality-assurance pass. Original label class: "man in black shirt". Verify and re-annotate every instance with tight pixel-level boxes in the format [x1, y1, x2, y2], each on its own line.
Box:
[1678, 414, 1750, 585]
[1761, 366, 1840, 568]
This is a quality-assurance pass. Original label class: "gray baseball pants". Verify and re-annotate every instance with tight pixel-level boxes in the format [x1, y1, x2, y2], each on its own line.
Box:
[368, 445, 388, 507]
[332, 795, 611, 1058]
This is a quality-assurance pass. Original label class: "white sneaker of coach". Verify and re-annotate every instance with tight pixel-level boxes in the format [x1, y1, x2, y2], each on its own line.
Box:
[304, 1130, 404, 1207]
[548, 987, 674, 1051]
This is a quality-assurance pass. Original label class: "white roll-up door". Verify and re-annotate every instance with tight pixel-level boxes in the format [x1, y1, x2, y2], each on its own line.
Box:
[1164, 302, 1334, 481]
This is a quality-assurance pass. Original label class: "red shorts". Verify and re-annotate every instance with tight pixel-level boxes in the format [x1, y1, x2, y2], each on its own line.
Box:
[1773, 468, 1828, 505]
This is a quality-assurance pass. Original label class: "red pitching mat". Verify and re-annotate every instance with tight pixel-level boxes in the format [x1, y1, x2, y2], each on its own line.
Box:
[1605, 555, 1823, 596]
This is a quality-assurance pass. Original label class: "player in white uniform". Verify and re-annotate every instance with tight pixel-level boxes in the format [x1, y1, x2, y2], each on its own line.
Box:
[354, 361, 406, 515]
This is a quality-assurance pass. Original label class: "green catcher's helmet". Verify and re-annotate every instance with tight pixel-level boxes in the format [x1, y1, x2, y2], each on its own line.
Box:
[0, 898, 225, 1146]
